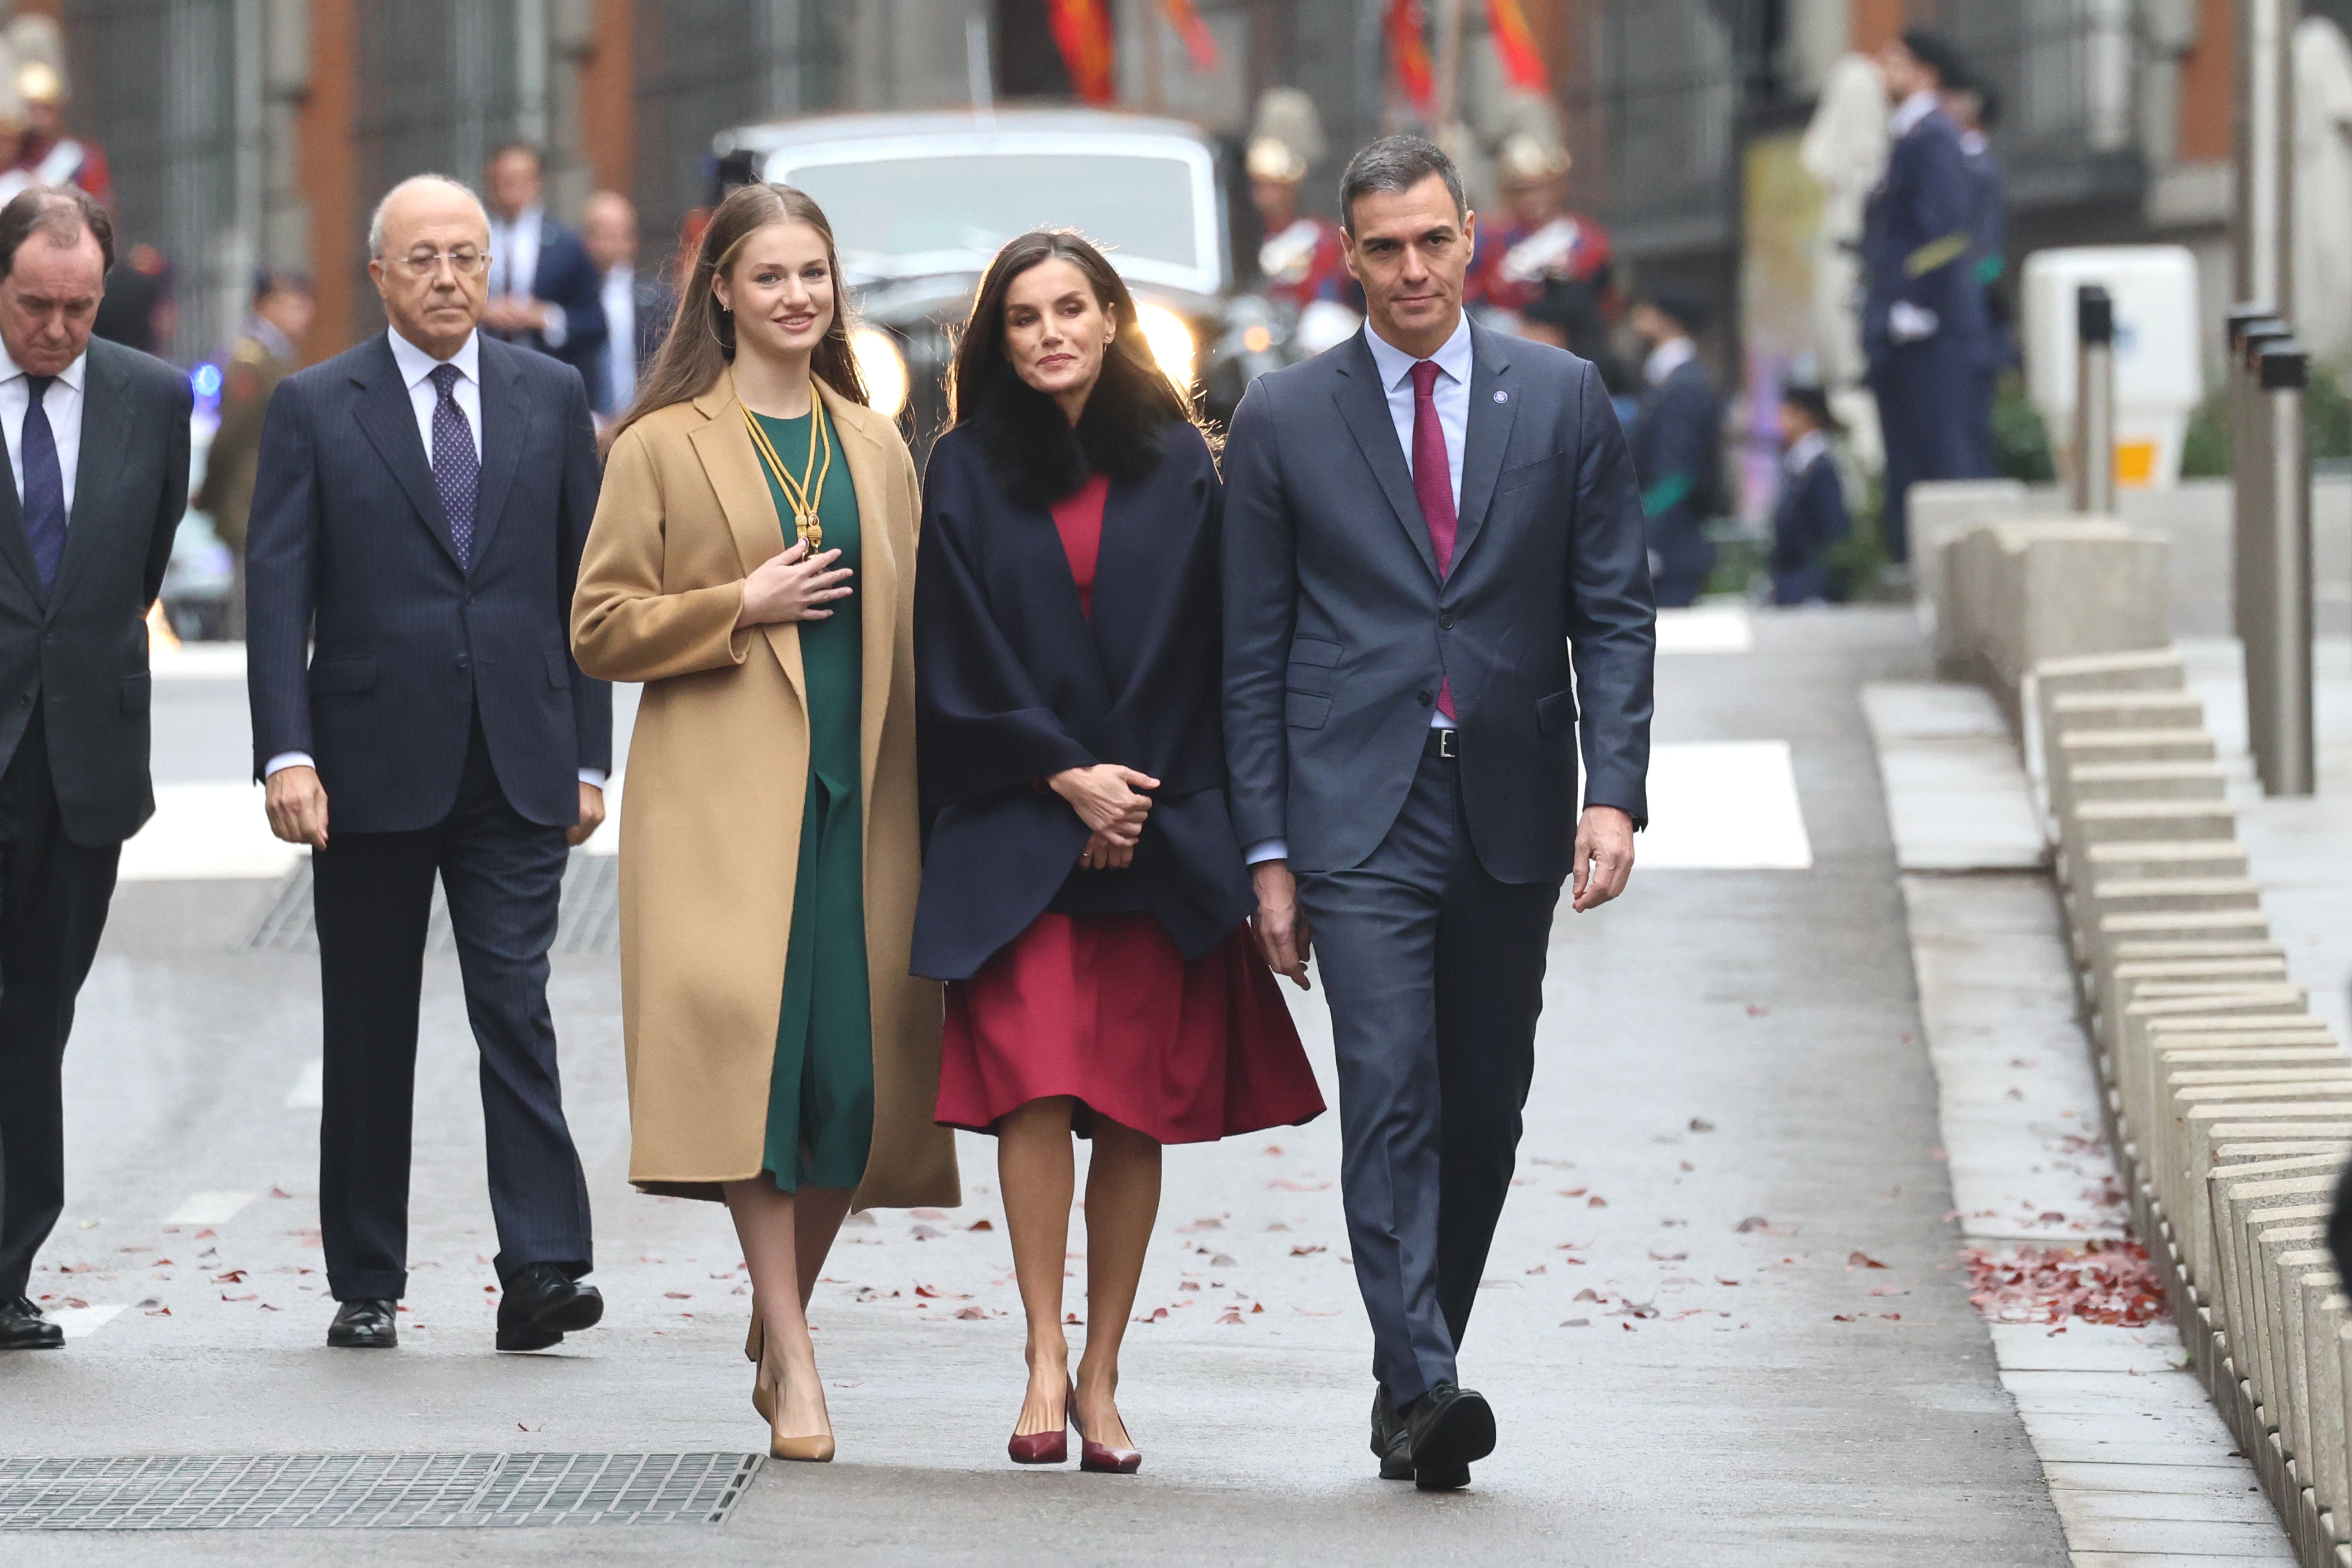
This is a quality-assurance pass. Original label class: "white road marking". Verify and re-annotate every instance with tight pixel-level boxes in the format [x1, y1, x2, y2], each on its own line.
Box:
[286, 1060, 323, 1110]
[165, 1191, 255, 1227]
[119, 783, 303, 882]
[49, 1304, 126, 1339]
[1638, 740, 1812, 870]
[1655, 604, 1754, 654]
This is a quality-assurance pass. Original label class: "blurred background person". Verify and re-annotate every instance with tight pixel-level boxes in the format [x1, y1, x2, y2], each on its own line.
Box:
[1628, 284, 1721, 609]
[1944, 75, 2011, 476]
[1246, 88, 1357, 314]
[0, 30, 109, 210]
[1768, 384, 1850, 606]
[0, 187, 191, 1351]
[480, 141, 606, 385]
[1862, 29, 1992, 571]
[90, 243, 172, 356]
[580, 190, 674, 424]
[194, 269, 313, 640]
[1467, 130, 1617, 374]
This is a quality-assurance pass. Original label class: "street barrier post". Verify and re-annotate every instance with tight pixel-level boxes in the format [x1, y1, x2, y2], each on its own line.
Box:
[2246, 341, 2313, 797]
[2072, 285, 2116, 514]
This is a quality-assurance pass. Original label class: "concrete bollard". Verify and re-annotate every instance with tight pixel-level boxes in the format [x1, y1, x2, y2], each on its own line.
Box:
[2303, 1286, 2349, 1530]
[1915, 478, 2030, 649]
[2087, 913, 2278, 989]
[2082, 879, 2262, 921]
[2103, 960, 2293, 1046]
[2181, 1104, 2352, 1290]
[1942, 520, 2171, 701]
[2067, 762, 2230, 804]
[2086, 842, 2253, 882]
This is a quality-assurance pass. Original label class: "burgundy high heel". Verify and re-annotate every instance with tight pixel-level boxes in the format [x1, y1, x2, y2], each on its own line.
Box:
[1071, 1390, 1142, 1475]
[1007, 1380, 1071, 1465]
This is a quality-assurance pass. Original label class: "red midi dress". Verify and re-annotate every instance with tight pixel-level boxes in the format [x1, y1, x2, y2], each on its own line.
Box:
[934, 475, 1325, 1145]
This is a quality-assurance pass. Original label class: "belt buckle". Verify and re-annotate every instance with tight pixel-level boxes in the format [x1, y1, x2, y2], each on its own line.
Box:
[1437, 728, 1459, 759]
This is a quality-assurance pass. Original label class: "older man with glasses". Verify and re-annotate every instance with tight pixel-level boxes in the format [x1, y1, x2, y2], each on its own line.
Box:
[245, 173, 612, 1355]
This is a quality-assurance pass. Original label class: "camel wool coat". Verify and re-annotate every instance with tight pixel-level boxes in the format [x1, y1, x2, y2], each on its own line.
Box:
[572, 368, 957, 1209]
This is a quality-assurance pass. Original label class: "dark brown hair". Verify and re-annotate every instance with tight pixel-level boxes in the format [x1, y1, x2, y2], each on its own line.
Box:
[0, 185, 113, 279]
[613, 182, 866, 440]
[948, 230, 1187, 506]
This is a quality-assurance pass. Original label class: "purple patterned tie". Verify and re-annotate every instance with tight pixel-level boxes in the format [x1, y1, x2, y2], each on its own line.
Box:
[1409, 359, 1457, 720]
[428, 362, 477, 568]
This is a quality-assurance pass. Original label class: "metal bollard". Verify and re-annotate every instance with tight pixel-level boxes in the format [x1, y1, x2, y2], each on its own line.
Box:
[2245, 340, 2314, 797]
[2233, 315, 2293, 648]
[2072, 285, 2116, 514]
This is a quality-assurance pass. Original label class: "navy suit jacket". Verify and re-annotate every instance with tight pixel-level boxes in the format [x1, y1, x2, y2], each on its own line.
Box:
[244, 331, 612, 833]
[487, 217, 609, 381]
[1861, 107, 1987, 371]
[1222, 322, 1655, 885]
[1770, 448, 1850, 573]
[0, 337, 189, 845]
[912, 421, 1250, 980]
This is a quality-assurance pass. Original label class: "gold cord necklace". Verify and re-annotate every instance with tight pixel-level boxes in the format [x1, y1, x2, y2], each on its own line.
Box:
[742, 397, 832, 552]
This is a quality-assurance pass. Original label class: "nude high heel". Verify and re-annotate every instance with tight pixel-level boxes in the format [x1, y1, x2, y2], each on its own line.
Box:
[749, 1318, 835, 1462]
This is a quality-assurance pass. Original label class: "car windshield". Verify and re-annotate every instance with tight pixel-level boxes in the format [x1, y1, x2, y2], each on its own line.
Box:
[768, 146, 1207, 287]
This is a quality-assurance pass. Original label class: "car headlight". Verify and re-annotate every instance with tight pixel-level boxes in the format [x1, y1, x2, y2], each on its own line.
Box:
[850, 325, 910, 420]
[1133, 302, 1197, 393]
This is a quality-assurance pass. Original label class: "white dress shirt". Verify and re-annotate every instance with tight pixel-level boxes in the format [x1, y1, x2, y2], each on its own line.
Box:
[1642, 334, 1698, 389]
[1889, 88, 1939, 139]
[264, 327, 606, 789]
[488, 205, 567, 349]
[1243, 313, 1477, 866]
[0, 345, 86, 511]
[600, 263, 637, 413]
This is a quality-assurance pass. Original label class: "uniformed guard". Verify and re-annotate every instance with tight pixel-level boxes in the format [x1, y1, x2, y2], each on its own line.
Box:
[195, 271, 313, 639]
[1862, 29, 1992, 569]
[1628, 285, 1722, 609]
[1469, 129, 1618, 373]
[1947, 77, 2012, 476]
[1246, 88, 1360, 313]
[0, 34, 108, 208]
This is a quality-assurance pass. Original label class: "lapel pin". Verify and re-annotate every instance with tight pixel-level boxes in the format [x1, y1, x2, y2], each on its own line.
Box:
[1493, 389, 1509, 403]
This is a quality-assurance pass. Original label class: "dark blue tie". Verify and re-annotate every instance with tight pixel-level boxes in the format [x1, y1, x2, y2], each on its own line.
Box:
[21, 373, 64, 591]
[428, 362, 478, 568]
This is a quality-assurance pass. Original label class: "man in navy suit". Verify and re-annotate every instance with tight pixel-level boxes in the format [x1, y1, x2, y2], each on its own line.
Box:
[1626, 285, 1721, 608]
[1863, 30, 1993, 566]
[246, 174, 612, 1355]
[1224, 136, 1654, 1490]
[0, 188, 191, 1351]
[479, 143, 606, 386]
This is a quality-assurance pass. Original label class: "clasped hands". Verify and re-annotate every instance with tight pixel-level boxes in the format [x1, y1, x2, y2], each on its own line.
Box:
[1049, 763, 1158, 873]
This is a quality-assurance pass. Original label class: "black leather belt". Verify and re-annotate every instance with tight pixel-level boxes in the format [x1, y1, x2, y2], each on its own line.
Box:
[1423, 727, 1459, 760]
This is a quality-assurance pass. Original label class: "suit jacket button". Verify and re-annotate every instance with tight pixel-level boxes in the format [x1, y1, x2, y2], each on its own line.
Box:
[456, 656, 470, 670]
[1438, 612, 1454, 630]
[1417, 690, 1433, 707]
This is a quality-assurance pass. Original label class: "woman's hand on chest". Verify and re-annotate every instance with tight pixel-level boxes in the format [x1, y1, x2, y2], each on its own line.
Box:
[737, 539, 854, 628]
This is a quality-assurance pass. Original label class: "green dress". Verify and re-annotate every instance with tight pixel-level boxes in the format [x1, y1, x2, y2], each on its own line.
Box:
[752, 409, 873, 1193]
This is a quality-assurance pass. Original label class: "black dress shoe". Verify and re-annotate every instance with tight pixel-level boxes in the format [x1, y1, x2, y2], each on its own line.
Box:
[327, 1298, 398, 1349]
[1404, 1381, 1496, 1477]
[0, 1296, 63, 1350]
[1372, 1387, 1413, 1481]
[496, 1263, 603, 1352]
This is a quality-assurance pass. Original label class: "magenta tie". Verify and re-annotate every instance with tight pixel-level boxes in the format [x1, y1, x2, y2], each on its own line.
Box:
[1409, 359, 1457, 720]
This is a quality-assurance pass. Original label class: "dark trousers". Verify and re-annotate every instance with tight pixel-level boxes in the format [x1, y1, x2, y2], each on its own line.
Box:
[1874, 335, 1992, 564]
[0, 708, 122, 1301]
[1298, 748, 1560, 1407]
[313, 713, 590, 1302]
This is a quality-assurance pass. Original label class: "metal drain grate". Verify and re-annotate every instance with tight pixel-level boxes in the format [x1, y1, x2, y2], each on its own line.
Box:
[242, 852, 622, 956]
[0, 1452, 759, 1530]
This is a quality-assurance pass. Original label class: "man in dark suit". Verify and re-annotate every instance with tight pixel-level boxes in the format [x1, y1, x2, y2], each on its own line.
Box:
[1863, 30, 1993, 566]
[1223, 136, 1654, 1489]
[0, 187, 191, 1351]
[579, 190, 675, 421]
[246, 173, 612, 1354]
[1626, 285, 1721, 608]
[479, 142, 606, 386]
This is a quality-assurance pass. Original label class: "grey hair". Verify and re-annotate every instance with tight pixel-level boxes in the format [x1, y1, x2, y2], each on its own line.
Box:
[1337, 135, 1467, 236]
[367, 174, 489, 258]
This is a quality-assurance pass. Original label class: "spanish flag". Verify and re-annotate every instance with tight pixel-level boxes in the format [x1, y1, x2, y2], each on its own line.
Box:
[1162, 0, 1221, 72]
[1386, 0, 1435, 114]
[1486, 0, 1549, 94]
[1045, 0, 1117, 104]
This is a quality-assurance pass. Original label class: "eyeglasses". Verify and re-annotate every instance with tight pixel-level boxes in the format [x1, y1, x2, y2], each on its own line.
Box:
[393, 248, 489, 279]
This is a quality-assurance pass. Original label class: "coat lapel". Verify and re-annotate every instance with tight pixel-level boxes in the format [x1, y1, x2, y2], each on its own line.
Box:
[823, 381, 898, 821]
[685, 370, 805, 713]
[466, 339, 529, 568]
[1331, 335, 1440, 582]
[0, 423, 36, 604]
[348, 336, 462, 567]
[43, 345, 131, 614]
[1450, 325, 1519, 575]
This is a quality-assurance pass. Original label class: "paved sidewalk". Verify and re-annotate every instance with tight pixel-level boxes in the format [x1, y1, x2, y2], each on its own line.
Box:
[4, 611, 2067, 1564]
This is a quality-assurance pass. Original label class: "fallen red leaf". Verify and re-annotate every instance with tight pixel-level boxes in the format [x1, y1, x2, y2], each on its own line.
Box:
[1847, 1251, 1889, 1269]
[1290, 1243, 1326, 1257]
[968, 1219, 994, 1232]
[1587, 1196, 1608, 1209]
[1962, 1240, 2166, 1327]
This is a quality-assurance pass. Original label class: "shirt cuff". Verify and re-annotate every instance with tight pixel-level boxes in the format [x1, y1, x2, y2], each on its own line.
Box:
[579, 769, 608, 788]
[263, 751, 314, 778]
[540, 303, 569, 349]
[1244, 839, 1289, 865]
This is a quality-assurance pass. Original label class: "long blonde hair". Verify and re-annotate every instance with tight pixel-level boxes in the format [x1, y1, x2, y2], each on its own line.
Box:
[612, 182, 867, 440]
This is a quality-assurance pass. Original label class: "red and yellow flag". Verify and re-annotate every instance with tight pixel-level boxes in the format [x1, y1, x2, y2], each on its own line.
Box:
[1486, 0, 1549, 94]
[1045, 0, 1117, 104]
[1386, 0, 1435, 114]
[1162, 0, 1221, 72]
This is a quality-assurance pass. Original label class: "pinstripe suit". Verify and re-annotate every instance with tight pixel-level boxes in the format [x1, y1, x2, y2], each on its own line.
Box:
[245, 330, 611, 1303]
